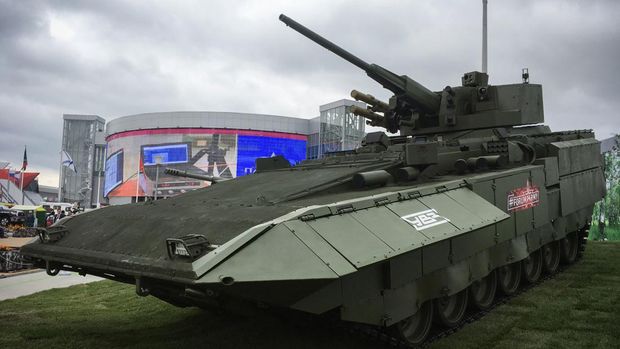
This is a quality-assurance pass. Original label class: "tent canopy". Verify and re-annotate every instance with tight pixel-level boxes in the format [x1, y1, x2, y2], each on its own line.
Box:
[11, 205, 46, 212]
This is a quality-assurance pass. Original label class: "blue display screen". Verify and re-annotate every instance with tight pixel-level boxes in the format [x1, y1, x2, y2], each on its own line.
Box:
[104, 150, 124, 197]
[143, 143, 189, 165]
[236, 135, 307, 176]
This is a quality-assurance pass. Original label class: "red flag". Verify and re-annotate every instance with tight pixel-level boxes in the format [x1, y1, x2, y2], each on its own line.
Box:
[21, 146, 28, 171]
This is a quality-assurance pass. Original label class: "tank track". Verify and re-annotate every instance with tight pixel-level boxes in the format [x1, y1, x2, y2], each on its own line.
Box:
[338, 225, 590, 348]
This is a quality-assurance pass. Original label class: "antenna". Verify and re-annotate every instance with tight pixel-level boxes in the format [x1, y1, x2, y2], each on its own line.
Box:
[482, 0, 488, 73]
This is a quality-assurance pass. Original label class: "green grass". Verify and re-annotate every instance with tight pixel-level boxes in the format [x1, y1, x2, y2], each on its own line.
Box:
[431, 241, 620, 349]
[0, 277, 375, 349]
[1, 242, 619, 349]
[589, 223, 620, 241]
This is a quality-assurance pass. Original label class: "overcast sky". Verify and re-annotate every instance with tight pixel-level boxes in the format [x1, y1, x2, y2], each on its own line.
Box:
[0, 0, 618, 186]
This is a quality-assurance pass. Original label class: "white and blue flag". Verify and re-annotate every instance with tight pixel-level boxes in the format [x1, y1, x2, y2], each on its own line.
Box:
[61, 150, 77, 173]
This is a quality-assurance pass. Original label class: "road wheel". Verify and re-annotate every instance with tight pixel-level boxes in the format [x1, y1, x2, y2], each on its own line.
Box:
[498, 262, 521, 295]
[0, 217, 8, 226]
[560, 232, 579, 264]
[542, 241, 561, 274]
[470, 270, 497, 310]
[576, 226, 589, 260]
[434, 289, 468, 327]
[395, 301, 434, 346]
[522, 249, 542, 284]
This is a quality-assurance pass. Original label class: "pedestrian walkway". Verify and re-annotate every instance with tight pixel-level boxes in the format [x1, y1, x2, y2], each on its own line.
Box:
[0, 269, 102, 301]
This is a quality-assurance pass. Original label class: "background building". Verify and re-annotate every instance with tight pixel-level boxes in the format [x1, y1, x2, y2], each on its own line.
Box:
[60, 114, 106, 208]
[0, 163, 43, 205]
[59, 101, 366, 206]
[105, 111, 310, 205]
[39, 185, 59, 203]
[307, 99, 366, 159]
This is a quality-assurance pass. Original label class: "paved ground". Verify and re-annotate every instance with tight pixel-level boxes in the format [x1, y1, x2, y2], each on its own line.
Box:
[0, 269, 101, 301]
[0, 237, 35, 248]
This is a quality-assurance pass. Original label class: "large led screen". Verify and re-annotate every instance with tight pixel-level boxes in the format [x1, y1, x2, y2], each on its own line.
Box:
[105, 130, 308, 199]
[236, 135, 307, 176]
[104, 150, 124, 197]
[142, 143, 189, 165]
[181, 134, 237, 179]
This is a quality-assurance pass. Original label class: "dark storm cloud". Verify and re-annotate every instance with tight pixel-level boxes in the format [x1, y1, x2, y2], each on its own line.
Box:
[0, 0, 618, 185]
[0, 1, 46, 37]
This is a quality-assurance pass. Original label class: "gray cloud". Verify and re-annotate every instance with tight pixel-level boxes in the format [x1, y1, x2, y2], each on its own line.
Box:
[0, 0, 618, 186]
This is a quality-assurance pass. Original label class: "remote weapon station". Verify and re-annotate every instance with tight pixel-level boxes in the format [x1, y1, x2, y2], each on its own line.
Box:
[22, 13, 604, 346]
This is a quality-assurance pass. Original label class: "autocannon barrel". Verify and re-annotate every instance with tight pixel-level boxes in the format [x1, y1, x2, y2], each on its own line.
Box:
[164, 168, 224, 183]
[279, 14, 370, 71]
[280, 14, 440, 114]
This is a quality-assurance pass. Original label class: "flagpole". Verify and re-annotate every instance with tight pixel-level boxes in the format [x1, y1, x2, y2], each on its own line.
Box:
[21, 146, 26, 205]
[20, 168, 25, 205]
[96, 171, 102, 208]
[96, 147, 105, 208]
[6, 167, 11, 203]
[58, 150, 63, 202]
[135, 161, 140, 203]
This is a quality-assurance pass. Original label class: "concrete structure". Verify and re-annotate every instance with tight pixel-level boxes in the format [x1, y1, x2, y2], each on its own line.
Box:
[39, 185, 59, 202]
[60, 115, 106, 208]
[106, 111, 313, 136]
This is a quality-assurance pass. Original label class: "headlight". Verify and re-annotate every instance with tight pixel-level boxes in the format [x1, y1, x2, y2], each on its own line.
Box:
[172, 242, 190, 257]
[165, 234, 219, 260]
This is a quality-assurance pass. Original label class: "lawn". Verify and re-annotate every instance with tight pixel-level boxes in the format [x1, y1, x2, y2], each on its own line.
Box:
[0, 242, 619, 349]
[589, 223, 620, 241]
[432, 241, 620, 349]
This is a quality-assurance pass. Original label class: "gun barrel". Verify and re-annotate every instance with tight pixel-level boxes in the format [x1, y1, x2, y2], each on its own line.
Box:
[164, 168, 224, 183]
[279, 14, 370, 71]
[280, 14, 440, 117]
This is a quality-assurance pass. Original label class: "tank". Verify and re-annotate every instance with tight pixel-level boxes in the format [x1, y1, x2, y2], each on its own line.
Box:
[22, 14, 605, 346]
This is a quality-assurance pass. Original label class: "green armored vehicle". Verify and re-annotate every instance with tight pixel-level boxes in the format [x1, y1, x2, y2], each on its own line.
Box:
[22, 14, 605, 346]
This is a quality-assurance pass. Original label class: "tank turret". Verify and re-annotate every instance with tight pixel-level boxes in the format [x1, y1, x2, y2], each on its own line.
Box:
[279, 14, 544, 136]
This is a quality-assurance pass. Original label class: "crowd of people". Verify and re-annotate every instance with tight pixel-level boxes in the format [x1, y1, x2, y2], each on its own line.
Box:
[0, 204, 83, 231]
[44, 207, 79, 227]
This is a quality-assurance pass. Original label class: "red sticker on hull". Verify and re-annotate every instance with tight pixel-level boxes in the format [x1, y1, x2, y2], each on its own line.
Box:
[507, 182, 540, 212]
